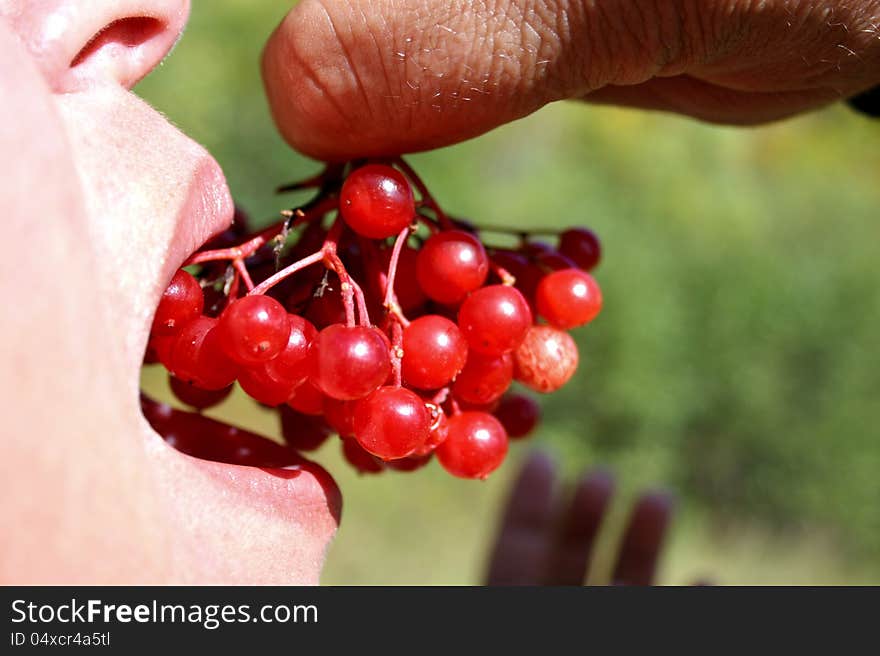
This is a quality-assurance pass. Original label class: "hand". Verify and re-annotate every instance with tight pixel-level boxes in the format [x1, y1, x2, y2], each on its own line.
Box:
[486, 451, 674, 585]
[261, 0, 880, 160]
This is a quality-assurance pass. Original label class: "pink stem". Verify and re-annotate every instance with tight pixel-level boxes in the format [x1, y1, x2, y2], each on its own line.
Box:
[383, 227, 410, 310]
[393, 157, 454, 230]
[233, 259, 255, 291]
[248, 250, 324, 296]
[390, 321, 403, 387]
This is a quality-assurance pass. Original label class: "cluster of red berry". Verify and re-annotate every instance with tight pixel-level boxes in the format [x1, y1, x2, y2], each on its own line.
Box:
[143, 159, 602, 479]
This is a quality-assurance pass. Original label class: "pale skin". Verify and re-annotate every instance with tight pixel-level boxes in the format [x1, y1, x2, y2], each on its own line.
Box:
[1, 0, 877, 583]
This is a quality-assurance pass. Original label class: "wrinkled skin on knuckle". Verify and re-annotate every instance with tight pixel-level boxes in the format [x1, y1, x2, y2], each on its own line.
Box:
[687, 0, 880, 96]
[565, 0, 693, 89]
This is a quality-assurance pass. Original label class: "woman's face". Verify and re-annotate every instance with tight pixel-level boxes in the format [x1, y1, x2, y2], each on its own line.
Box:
[0, 0, 341, 583]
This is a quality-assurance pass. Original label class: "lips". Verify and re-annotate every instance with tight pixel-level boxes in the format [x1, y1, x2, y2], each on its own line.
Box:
[138, 154, 342, 584]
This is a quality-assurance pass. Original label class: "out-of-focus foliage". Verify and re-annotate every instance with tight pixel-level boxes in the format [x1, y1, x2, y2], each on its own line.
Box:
[137, 1, 880, 583]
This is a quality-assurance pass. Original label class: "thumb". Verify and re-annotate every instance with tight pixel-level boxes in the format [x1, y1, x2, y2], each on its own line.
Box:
[261, 0, 683, 161]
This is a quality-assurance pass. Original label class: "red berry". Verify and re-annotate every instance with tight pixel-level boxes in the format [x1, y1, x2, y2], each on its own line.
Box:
[322, 397, 357, 437]
[413, 407, 449, 456]
[402, 315, 468, 389]
[514, 325, 579, 393]
[520, 241, 552, 257]
[303, 280, 346, 329]
[146, 333, 175, 367]
[218, 295, 290, 365]
[558, 227, 601, 271]
[170, 316, 238, 390]
[263, 315, 317, 387]
[238, 365, 299, 406]
[436, 411, 508, 479]
[536, 269, 602, 329]
[279, 406, 332, 451]
[168, 375, 232, 410]
[341, 437, 385, 474]
[535, 249, 577, 272]
[490, 250, 529, 281]
[452, 351, 513, 406]
[353, 386, 431, 460]
[152, 269, 203, 336]
[386, 453, 433, 472]
[287, 380, 325, 415]
[309, 324, 391, 400]
[340, 164, 415, 239]
[514, 264, 544, 309]
[458, 285, 532, 356]
[494, 393, 541, 439]
[416, 230, 489, 304]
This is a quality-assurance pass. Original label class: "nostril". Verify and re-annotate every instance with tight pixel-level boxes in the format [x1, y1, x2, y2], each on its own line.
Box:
[70, 16, 166, 69]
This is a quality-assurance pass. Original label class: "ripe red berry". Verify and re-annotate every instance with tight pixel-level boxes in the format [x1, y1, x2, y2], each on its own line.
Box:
[287, 380, 325, 415]
[263, 315, 317, 387]
[218, 295, 290, 365]
[436, 411, 508, 479]
[340, 164, 415, 239]
[452, 351, 513, 406]
[238, 365, 300, 406]
[322, 397, 357, 437]
[341, 437, 385, 474]
[413, 407, 449, 456]
[490, 250, 529, 281]
[353, 386, 431, 460]
[494, 393, 541, 439]
[386, 453, 433, 472]
[146, 333, 175, 368]
[152, 269, 203, 336]
[535, 249, 577, 272]
[168, 375, 232, 410]
[279, 406, 332, 451]
[170, 316, 238, 390]
[416, 230, 489, 304]
[303, 283, 346, 329]
[535, 268, 602, 329]
[309, 324, 391, 400]
[458, 285, 532, 356]
[514, 325, 579, 393]
[558, 227, 601, 271]
[402, 315, 468, 389]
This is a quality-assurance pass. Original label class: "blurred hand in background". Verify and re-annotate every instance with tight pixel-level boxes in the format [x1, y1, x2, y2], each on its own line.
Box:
[261, 0, 880, 160]
[486, 452, 675, 585]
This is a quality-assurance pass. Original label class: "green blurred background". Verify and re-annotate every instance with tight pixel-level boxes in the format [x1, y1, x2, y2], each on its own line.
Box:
[138, 1, 880, 584]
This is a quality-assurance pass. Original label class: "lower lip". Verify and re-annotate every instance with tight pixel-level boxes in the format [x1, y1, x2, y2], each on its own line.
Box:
[139, 396, 342, 583]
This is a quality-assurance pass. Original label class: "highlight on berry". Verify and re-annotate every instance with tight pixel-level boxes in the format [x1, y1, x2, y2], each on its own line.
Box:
[142, 159, 603, 480]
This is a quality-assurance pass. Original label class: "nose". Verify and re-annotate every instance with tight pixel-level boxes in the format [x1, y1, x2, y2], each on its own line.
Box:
[20, 0, 191, 91]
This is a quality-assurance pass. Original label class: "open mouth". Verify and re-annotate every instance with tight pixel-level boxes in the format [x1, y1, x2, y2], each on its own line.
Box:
[135, 158, 344, 570]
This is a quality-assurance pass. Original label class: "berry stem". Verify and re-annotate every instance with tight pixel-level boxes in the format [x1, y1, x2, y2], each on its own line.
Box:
[489, 260, 516, 286]
[390, 320, 403, 387]
[383, 226, 412, 327]
[248, 250, 324, 296]
[471, 224, 564, 238]
[185, 232, 269, 266]
[431, 387, 450, 406]
[322, 217, 371, 327]
[393, 157, 455, 230]
[233, 259, 255, 292]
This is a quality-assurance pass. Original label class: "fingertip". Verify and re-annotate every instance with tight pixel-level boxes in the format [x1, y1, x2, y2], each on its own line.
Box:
[521, 449, 557, 477]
